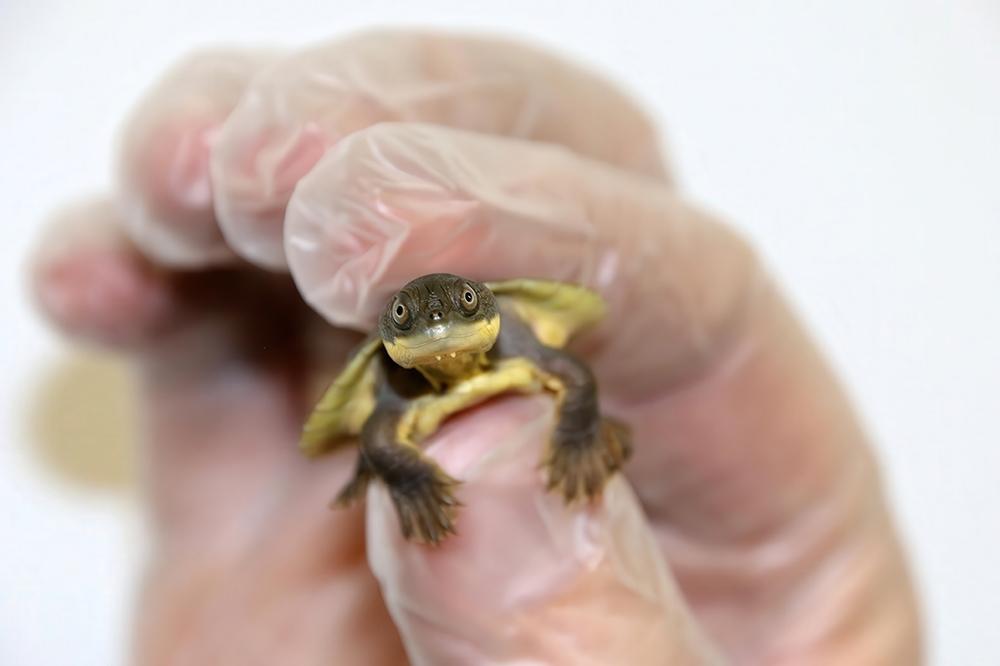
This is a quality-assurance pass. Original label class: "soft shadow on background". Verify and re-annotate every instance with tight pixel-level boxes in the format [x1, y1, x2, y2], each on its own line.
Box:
[26, 352, 137, 492]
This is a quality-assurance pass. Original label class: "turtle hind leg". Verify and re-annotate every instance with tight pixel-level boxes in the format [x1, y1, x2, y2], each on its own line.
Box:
[538, 352, 632, 503]
[360, 406, 462, 545]
[331, 455, 375, 508]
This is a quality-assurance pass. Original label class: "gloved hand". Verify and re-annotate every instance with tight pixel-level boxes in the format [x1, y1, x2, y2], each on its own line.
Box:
[30, 30, 922, 665]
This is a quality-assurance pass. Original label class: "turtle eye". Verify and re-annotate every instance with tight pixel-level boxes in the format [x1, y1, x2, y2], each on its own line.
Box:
[460, 284, 478, 313]
[391, 299, 411, 328]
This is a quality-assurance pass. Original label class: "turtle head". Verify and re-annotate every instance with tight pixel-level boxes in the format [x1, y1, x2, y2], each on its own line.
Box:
[378, 274, 500, 370]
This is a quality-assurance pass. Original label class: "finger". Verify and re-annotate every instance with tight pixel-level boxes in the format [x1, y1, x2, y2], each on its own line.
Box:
[30, 198, 181, 348]
[285, 123, 922, 660]
[118, 48, 278, 267]
[286, 122, 748, 398]
[367, 396, 718, 666]
[211, 29, 668, 269]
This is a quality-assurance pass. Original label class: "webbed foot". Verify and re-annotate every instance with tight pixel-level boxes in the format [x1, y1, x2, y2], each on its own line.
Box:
[389, 460, 462, 545]
[544, 417, 632, 503]
[331, 456, 374, 508]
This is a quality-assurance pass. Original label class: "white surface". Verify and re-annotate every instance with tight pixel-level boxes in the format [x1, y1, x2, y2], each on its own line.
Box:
[2, 1, 998, 663]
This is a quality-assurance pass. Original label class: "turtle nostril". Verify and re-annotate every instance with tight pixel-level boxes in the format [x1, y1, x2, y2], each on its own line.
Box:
[430, 310, 443, 321]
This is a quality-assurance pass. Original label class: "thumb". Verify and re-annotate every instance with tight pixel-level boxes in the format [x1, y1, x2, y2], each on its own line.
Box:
[365, 396, 718, 666]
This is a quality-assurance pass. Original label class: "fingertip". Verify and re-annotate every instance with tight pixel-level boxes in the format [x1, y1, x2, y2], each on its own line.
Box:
[211, 102, 331, 270]
[121, 116, 233, 267]
[209, 37, 399, 271]
[118, 48, 277, 268]
[30, 200, 177, 348]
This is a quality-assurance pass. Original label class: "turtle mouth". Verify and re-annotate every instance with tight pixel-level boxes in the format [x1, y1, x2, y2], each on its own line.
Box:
[384, 315, 500, 368]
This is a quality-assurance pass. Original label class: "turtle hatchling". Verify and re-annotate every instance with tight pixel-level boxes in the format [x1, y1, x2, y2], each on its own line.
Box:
[300, 273, 631, 545]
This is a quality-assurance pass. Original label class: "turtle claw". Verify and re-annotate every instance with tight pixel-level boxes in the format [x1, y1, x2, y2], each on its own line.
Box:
[331, 458, 374, 508]
[544, 417, 632, 504]
[390, 463, 461, 546]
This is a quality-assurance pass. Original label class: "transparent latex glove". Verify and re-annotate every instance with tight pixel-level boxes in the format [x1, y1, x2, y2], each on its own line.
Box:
[30, 30, 921, 666]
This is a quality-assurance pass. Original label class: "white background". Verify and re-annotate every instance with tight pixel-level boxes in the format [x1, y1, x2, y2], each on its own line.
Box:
[2, 1, 998, 664]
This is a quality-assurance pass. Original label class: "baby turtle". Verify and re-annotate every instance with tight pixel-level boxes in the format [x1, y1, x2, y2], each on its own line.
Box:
[300, 273, 631, 545]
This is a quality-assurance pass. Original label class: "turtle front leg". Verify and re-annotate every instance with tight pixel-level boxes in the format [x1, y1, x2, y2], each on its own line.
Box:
[338, 405, 461, 545]
[537, 351, 632, 503]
